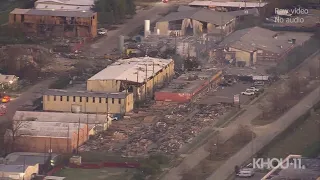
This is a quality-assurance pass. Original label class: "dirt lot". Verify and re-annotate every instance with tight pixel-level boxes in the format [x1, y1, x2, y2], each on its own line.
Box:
[54, 167, 136, 180]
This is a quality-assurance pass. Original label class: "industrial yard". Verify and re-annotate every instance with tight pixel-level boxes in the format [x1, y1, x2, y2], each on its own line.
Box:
[0, 0, 319, 180]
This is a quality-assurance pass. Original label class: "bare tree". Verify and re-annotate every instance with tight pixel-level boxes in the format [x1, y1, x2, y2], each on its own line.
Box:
[5, 120, 24, 152]
[235, 125, 253, 143]
[205, 132, 222, 160]
[288, 75, 301, 96]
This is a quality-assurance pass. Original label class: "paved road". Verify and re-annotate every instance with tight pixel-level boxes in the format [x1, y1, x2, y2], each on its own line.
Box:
[0, 79, 55, 123]
[88, 2, 172, 56]
[208, 86, 320, 180]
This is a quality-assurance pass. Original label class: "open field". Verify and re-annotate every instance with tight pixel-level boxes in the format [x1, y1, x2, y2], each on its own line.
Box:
[54, 167, 136, 180]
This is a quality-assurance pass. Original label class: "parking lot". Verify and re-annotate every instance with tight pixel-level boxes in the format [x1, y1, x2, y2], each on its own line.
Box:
[198, 81, 254, 105]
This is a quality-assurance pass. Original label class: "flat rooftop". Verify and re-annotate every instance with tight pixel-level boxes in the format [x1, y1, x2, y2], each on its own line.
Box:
[0, 164, 27, 173]
[13, 111, 110, 124]
[189, 1, 268, 8]
[44, 89, 128, 99]
[14, 121, 93, 138]
[10, 8, 95, 18]
[159, 70, 220, 94]
[88, 57, 173, 83]
[5, 152, 59, 166]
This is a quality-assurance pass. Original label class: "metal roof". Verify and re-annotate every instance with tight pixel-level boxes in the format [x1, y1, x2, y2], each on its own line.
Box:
[44, 89, 128, 99]
[10, 8, 95, 17]
[227, 8, 259, 17]
[14, 121, 93, 138]
[219, 27, 294, 53]
[35, 4, 91, 11]
[177, 5, 198, 12]
[189, 1, 268, 8]
[88, 57, 173, 83]
[0, 74, 18, 83]
[158, 9, 235, 25]
[36, 0, 94, 6]
[13, 111, 110, 124]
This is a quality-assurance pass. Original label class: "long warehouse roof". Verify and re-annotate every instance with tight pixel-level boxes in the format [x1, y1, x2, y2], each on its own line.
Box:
[88, 57, 173, 83]
[189, 1, 268, 8]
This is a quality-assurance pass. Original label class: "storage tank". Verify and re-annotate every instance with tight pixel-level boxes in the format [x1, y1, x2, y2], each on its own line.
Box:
[144, 20, 150, 37]
[118, 35, 125, 53]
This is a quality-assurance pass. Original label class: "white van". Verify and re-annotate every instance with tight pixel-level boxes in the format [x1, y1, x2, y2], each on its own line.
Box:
[236, 168, 255, 177]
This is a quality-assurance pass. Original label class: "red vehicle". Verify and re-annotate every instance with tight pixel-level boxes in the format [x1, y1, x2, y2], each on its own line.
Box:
[162, 0, 168, 3]
[1, 95, 10, 103]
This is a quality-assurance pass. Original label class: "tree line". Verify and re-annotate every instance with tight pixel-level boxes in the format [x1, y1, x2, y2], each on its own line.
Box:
[93, 0, 136, 24]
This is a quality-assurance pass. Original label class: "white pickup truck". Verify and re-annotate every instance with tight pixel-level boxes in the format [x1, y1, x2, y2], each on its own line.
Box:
[241, 90, 255, 96]
[246, 87, 260, 92]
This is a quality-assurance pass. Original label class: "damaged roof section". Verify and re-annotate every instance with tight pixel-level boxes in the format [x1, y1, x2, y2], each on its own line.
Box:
[158, 9, 235, 25]
[88, 57, 173, 84]
[219, 27, 311, 54]
[10, 8, 95, 18]
[14, 121, 93, 138]
[13, 111, 109, 124]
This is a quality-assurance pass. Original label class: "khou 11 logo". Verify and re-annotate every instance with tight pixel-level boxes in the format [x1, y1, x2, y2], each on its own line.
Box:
[253, 158, 306, 169]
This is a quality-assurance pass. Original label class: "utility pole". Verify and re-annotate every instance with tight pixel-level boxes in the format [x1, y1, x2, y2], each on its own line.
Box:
[145, 64, 148, 100]
[152, 61, 155, 98]
[125, 78, 128, 113]
[251, 128, 254, 158]
[86, 114, 89, 139]
[67, 123, 70, 153]
[76, 117, 80, 154]
[44, 140, 46, 164]
[23, 156, 26, 180]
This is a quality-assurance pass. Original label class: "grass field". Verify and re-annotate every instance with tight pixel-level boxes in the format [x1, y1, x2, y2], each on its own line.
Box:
[262, 109, 320, 158]
[54, 167, 136, 180]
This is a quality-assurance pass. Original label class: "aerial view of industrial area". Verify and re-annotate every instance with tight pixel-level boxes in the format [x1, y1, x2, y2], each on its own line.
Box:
[0, 0, 319, 179]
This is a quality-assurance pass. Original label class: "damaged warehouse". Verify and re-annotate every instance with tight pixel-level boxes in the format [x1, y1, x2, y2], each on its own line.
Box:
[155, 70, 222, 103]
[155, 8, 236, 37]
[87, 57, 175, 101]
[9, 8, 97, 38]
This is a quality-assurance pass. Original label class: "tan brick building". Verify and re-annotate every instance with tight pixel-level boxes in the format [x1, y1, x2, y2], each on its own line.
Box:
[10, 121, 95, 153]
[42, 89, 134, 114]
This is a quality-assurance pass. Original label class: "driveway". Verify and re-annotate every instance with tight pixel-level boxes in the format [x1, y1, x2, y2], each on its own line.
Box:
[0, 79, 56, 123]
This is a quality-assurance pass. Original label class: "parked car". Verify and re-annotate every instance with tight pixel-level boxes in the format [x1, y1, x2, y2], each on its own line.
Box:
[254, 81, 265, 86]
[236, 168, 255, 177]
[241, 90, 255, 96]
[98, 28, 107, 35]
[246, 87, 260, 92]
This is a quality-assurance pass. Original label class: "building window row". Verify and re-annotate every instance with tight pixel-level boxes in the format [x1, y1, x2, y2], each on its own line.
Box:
[49, 95, 122, 104]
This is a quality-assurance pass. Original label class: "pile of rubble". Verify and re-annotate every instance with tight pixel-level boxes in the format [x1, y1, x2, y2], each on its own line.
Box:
[80, 102, 232, 156]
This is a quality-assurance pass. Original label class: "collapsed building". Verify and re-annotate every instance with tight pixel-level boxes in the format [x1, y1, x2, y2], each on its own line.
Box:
[155, 8, 236, 37]
[155, 70, 222, 103]
[217, 26, 312, 66]
[9, 8, 97, 38]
